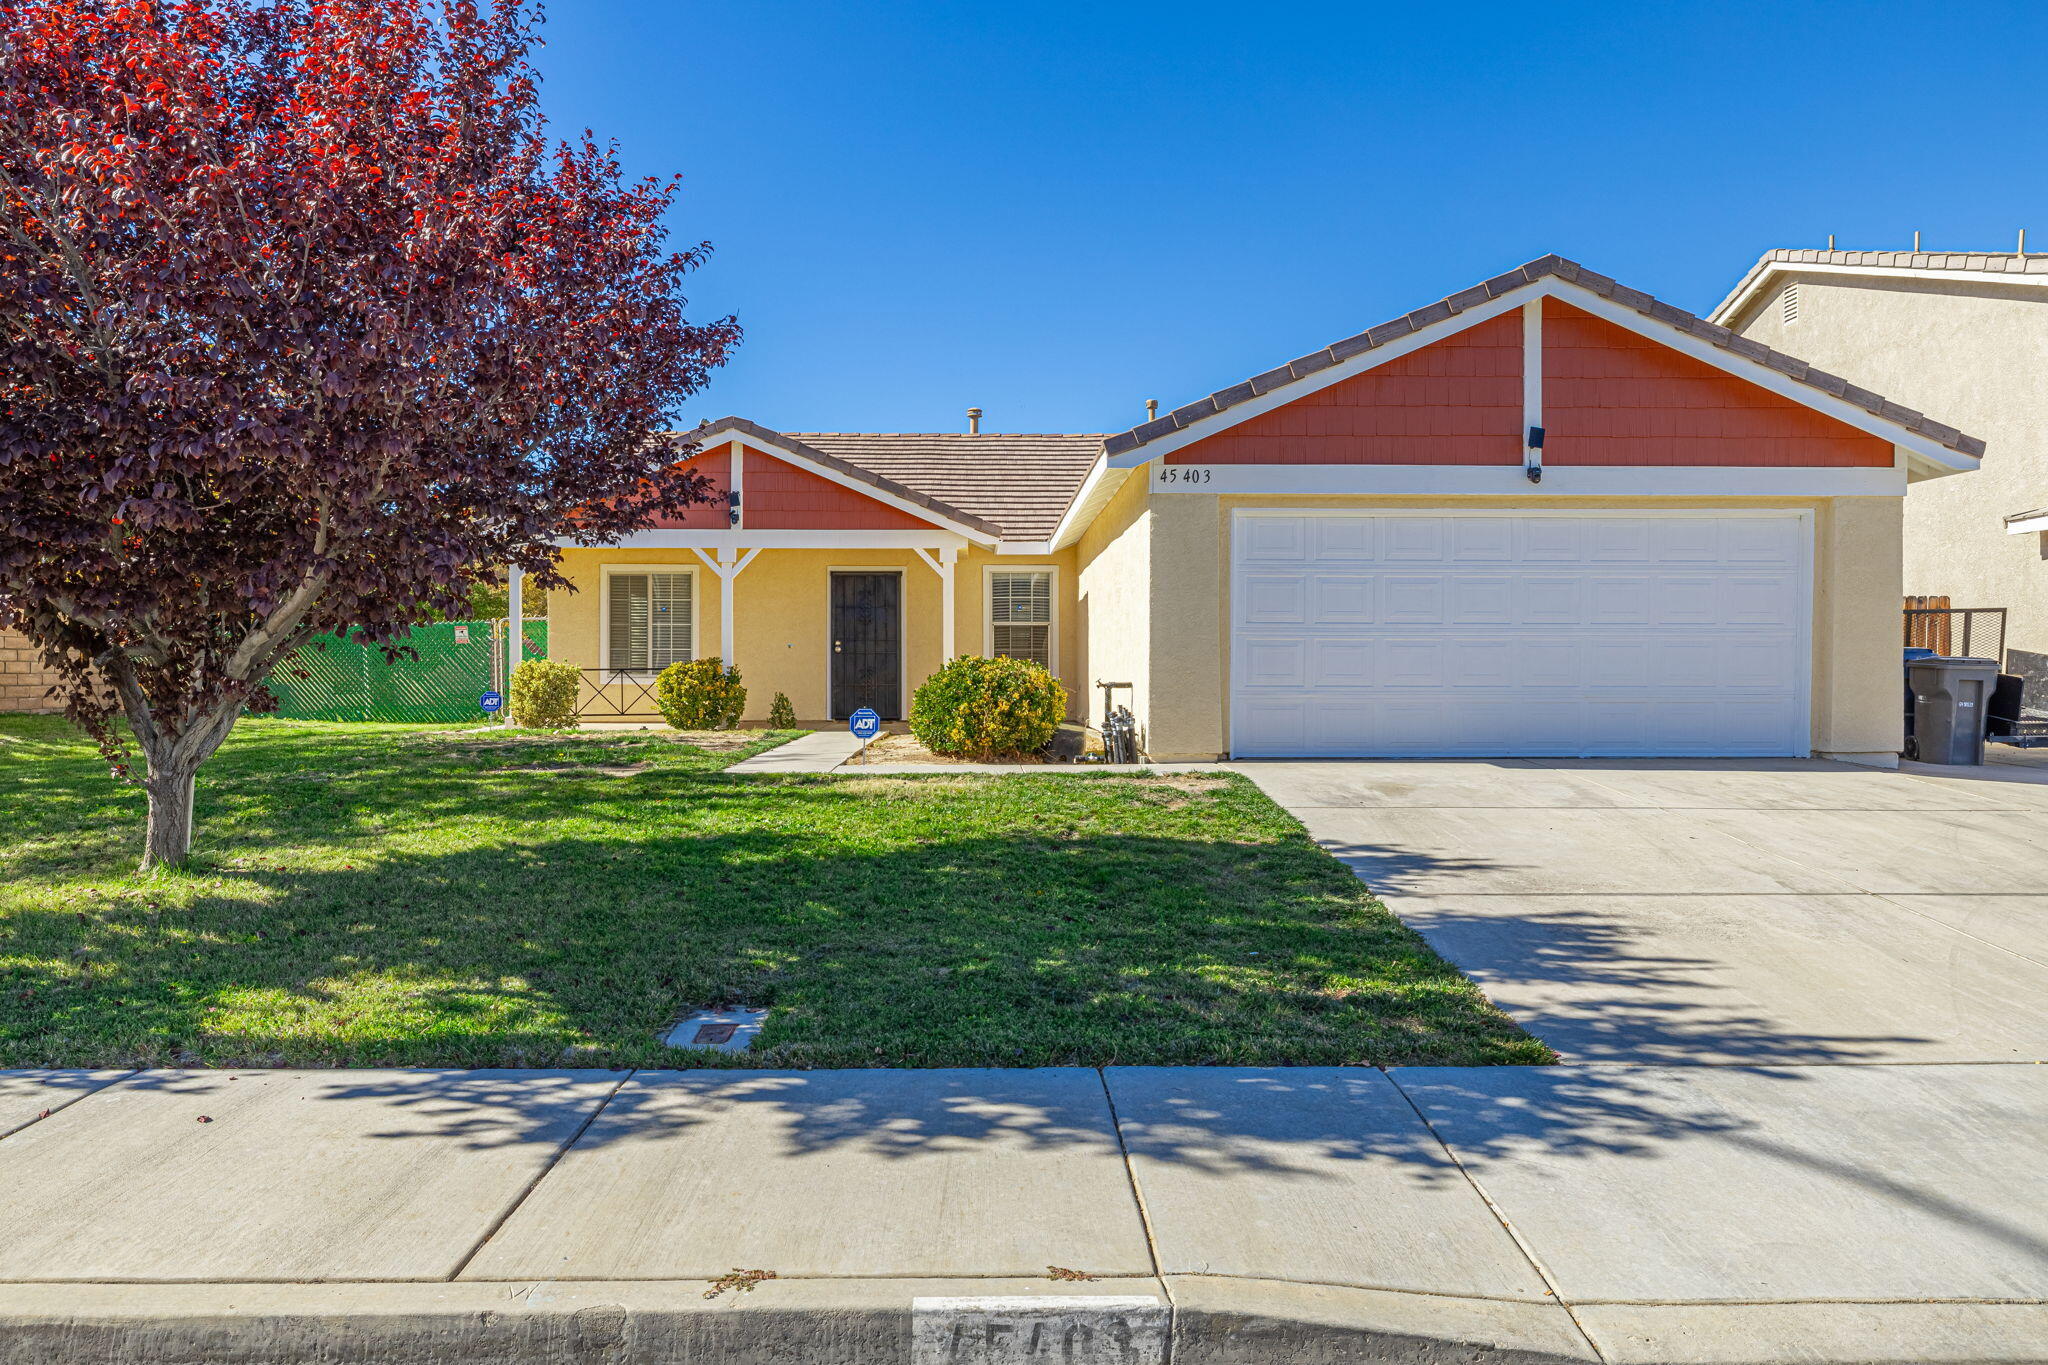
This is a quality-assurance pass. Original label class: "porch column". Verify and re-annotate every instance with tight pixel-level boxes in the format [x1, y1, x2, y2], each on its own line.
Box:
[693, 547, 762, 667]
[504, 565, 523, 726]
[717, 548, 736, 663]
[915, 546, 960, 661]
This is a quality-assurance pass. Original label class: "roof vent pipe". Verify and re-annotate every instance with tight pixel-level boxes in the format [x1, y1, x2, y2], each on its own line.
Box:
[1146, 399, 1159, 421]
[967, 407, 982, 435]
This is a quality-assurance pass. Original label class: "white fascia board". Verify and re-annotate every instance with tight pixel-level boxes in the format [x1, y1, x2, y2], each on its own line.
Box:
[1712, 259, 2048, 327]
[1042, 452, 1109, 548]
[690, 425, 1000, 546]
[1108, 277, 1976, 481]
[1103, 288, 1534, 470]
[2006, 513, 2048, 535]
[554, 529, 970, 550]
[1146, 462, 1906, 498]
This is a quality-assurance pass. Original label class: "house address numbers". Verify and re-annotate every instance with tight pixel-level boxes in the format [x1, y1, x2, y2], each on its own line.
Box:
[1153, 465, 1214, 486]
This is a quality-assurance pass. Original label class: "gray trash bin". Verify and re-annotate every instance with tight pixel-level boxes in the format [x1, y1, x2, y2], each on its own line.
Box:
[1907, 656, 2002, 764]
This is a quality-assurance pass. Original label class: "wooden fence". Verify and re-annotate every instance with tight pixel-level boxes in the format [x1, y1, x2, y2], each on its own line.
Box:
[1903, 595, 1953, 653]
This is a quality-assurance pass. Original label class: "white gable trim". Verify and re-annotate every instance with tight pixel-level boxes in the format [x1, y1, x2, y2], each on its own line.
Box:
[690, 426, 1000, 546]
[1712, 259, 2048, 329]
[1105, 277, 1977, 479]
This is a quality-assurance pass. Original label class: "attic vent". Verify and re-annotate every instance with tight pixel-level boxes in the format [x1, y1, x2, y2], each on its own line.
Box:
[1780, 283, 1800, 326]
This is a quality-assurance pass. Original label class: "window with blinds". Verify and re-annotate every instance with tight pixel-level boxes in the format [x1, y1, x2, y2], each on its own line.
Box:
[988, 570, 1053, 669]
[607, 572, 694, 673]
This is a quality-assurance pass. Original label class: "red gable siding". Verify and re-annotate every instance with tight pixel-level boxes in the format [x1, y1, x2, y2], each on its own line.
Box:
[1542, 300, 1890, 467]
[742, 450, 937, 530]
[1167, 311, 1523, 465]
[644, 442, 733, 528]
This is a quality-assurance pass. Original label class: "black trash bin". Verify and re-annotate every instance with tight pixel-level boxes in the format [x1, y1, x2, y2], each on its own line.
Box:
[1906, 656, 2002, 765]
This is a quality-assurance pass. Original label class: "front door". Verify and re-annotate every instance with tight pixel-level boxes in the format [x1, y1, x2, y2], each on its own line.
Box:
[830, 572, 903, 719]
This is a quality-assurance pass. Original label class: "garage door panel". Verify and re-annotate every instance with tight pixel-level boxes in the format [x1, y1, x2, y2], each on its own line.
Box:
[1312, 517, 1376, 561]
[1449, 577, 1513, 623]
[1588, 577, 1656, 625]
[1382, 639, 1446, 687]
[1382, 577, 1445, 623]
[1309, 576, 1374, 624]
[1310, 638, 1375, 687]
[1385, 520, 1447, 561]
[1241, 575, 1308, 624]
[1240, 517, 1308, 562]
[1589, 520, 1654, 562]
[1230, 513, 1808, 758]
[1450, 518, 1515, 561]
[1239, 639, 1307, 688]
[1518, 578, 1581, 624]
[1518, 639, 1583, 687]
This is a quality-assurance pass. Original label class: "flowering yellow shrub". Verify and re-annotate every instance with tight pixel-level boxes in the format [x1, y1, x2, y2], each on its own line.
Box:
[507, 659, 581, 730]
[909, 655, 1065, 759]
[655, 658, 746, 730]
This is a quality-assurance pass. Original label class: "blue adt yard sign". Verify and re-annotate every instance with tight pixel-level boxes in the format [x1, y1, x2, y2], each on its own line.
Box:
[479, 690, 504, 714]
[849, 706, 881, 762]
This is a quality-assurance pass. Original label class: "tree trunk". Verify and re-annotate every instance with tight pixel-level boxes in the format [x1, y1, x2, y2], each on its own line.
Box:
[140, 757, 197, 870]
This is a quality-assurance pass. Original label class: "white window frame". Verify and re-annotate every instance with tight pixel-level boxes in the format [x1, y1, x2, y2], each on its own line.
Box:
[983, 564, 1059, 674]
[598, 563, 700, 679]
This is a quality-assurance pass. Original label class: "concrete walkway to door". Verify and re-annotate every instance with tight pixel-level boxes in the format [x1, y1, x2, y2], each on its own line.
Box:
[1238, 751, 2048, 1066]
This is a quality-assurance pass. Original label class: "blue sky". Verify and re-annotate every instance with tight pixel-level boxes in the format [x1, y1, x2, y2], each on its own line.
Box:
[536, 1, 2046, 437]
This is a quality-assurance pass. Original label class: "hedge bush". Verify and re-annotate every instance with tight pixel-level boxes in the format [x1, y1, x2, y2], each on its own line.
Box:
[909, 655, 1066, 759]
[767, 691, 798, 728]
[655, 657, 746, 730]
[507, 658, 581, 730]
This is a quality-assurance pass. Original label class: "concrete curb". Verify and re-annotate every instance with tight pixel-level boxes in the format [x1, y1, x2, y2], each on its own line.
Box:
[8, 1278, 2040, 1365]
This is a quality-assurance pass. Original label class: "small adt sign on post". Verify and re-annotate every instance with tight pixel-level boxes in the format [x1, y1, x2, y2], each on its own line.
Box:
[849, 706, 881, 763]
[479, 690, 504, 715]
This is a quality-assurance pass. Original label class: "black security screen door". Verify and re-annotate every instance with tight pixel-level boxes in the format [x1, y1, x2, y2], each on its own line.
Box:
[830, 572, 902, 719]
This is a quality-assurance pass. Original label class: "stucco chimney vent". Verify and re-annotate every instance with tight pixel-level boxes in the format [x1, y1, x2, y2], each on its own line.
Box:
[967, 407, 982, 434]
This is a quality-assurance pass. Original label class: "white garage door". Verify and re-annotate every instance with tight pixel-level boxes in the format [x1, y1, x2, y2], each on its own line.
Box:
[1230, 511, 1810, 758]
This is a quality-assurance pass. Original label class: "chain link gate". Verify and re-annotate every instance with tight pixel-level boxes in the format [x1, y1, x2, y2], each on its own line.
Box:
[263, 619, 548, 722]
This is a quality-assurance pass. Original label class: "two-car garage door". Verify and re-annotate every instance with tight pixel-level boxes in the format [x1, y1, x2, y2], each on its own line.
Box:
[1229, 512, 1810, 758]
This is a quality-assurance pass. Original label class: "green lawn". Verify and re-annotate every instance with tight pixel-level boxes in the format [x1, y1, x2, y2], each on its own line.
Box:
[0, 714, 1549, 1069]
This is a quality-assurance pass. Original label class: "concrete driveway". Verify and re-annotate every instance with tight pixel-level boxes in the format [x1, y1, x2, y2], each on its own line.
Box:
[1239, 752, 2048, 1065]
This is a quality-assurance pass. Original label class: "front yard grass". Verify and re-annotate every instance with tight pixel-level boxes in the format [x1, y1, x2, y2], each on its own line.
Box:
[0, 715, 1549, 1069]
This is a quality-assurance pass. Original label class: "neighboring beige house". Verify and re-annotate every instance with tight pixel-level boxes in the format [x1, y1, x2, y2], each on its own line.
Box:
[1712, 248, 2048, 691]
[547, 254, 1984, 765]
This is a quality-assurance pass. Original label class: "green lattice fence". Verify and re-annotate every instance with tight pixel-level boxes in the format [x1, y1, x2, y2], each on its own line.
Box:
[264, 620, 548, 722]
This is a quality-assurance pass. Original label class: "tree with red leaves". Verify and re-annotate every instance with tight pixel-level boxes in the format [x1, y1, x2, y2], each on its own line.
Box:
[0, 0, 737, 868]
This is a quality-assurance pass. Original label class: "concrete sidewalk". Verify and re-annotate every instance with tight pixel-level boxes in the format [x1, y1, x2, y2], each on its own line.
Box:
[4, 1064, 2045, 1363]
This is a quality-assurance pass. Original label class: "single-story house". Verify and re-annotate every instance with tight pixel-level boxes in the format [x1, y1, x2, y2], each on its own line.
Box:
[548, 254, 1985, 764]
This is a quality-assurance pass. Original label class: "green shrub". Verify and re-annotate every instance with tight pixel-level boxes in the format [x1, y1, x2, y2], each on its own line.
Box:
[910, 655, 1066, 759]
[767, 691, 797, 728]
[507, 658, 581, 730]
[655, 657, 746, 730]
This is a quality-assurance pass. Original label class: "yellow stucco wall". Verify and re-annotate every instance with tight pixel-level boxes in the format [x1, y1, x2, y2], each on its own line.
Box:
[1077, 488, 1908, 761]
[548, 545, 1081, 723]
[1073, 474, 1151, 733]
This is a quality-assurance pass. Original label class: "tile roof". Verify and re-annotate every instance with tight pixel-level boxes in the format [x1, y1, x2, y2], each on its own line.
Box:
[686, 417, 1007, 539]
[790, 432, 1104, 542]
[1101, 254, 1986, 463]
[1752, 248, 2048, 275]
